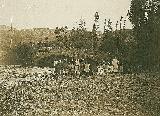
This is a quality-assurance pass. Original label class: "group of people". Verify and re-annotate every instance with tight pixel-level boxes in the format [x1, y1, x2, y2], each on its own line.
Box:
[97, 57, 122, 75]
[50, 57, 121, 76]
[49, 58, 92, 76]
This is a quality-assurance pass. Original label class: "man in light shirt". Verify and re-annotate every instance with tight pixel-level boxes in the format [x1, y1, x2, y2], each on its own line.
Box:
[112, 57, 119, 72]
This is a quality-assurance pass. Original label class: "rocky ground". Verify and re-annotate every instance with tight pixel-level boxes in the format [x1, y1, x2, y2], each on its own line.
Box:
[0, 66, 160, 116]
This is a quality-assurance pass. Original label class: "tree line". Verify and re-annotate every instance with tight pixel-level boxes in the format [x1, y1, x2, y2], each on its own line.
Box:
[1, 0, 160, 73]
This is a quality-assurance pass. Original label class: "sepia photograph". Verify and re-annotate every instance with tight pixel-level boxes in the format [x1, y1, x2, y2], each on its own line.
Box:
[0, 0, 160, 116]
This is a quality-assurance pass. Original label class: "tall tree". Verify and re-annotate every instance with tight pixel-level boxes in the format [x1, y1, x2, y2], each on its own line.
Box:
[129, 0, 160, 71]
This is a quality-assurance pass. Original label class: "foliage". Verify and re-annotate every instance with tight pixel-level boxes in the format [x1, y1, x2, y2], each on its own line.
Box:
[129, 0, 160, 71]
[13, 42, 35, 66]
[100, 28, 135, 73]
[69, 29, 93, 49]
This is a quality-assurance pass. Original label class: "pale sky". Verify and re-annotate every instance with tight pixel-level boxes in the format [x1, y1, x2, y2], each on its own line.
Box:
[0, 0, 132, 30]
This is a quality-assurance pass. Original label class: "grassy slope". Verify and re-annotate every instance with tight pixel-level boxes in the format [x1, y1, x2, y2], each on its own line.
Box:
[0, 66, 159, 116]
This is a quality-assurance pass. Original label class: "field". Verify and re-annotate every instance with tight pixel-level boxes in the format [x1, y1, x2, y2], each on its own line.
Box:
[0, 66, 160, 116]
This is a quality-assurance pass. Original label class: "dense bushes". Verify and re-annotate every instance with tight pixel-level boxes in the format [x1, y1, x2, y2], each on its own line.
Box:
[9, 43, 36, 66]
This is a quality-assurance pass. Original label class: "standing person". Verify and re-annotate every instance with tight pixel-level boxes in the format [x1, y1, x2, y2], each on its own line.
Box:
[69, 58, 75, 75]
[112, 57, 119, 72]
[84, 63, 90, 76]
[75, 58, 80, 75]
[80, 58, 85, 75]
[97, 65, 103, 75]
